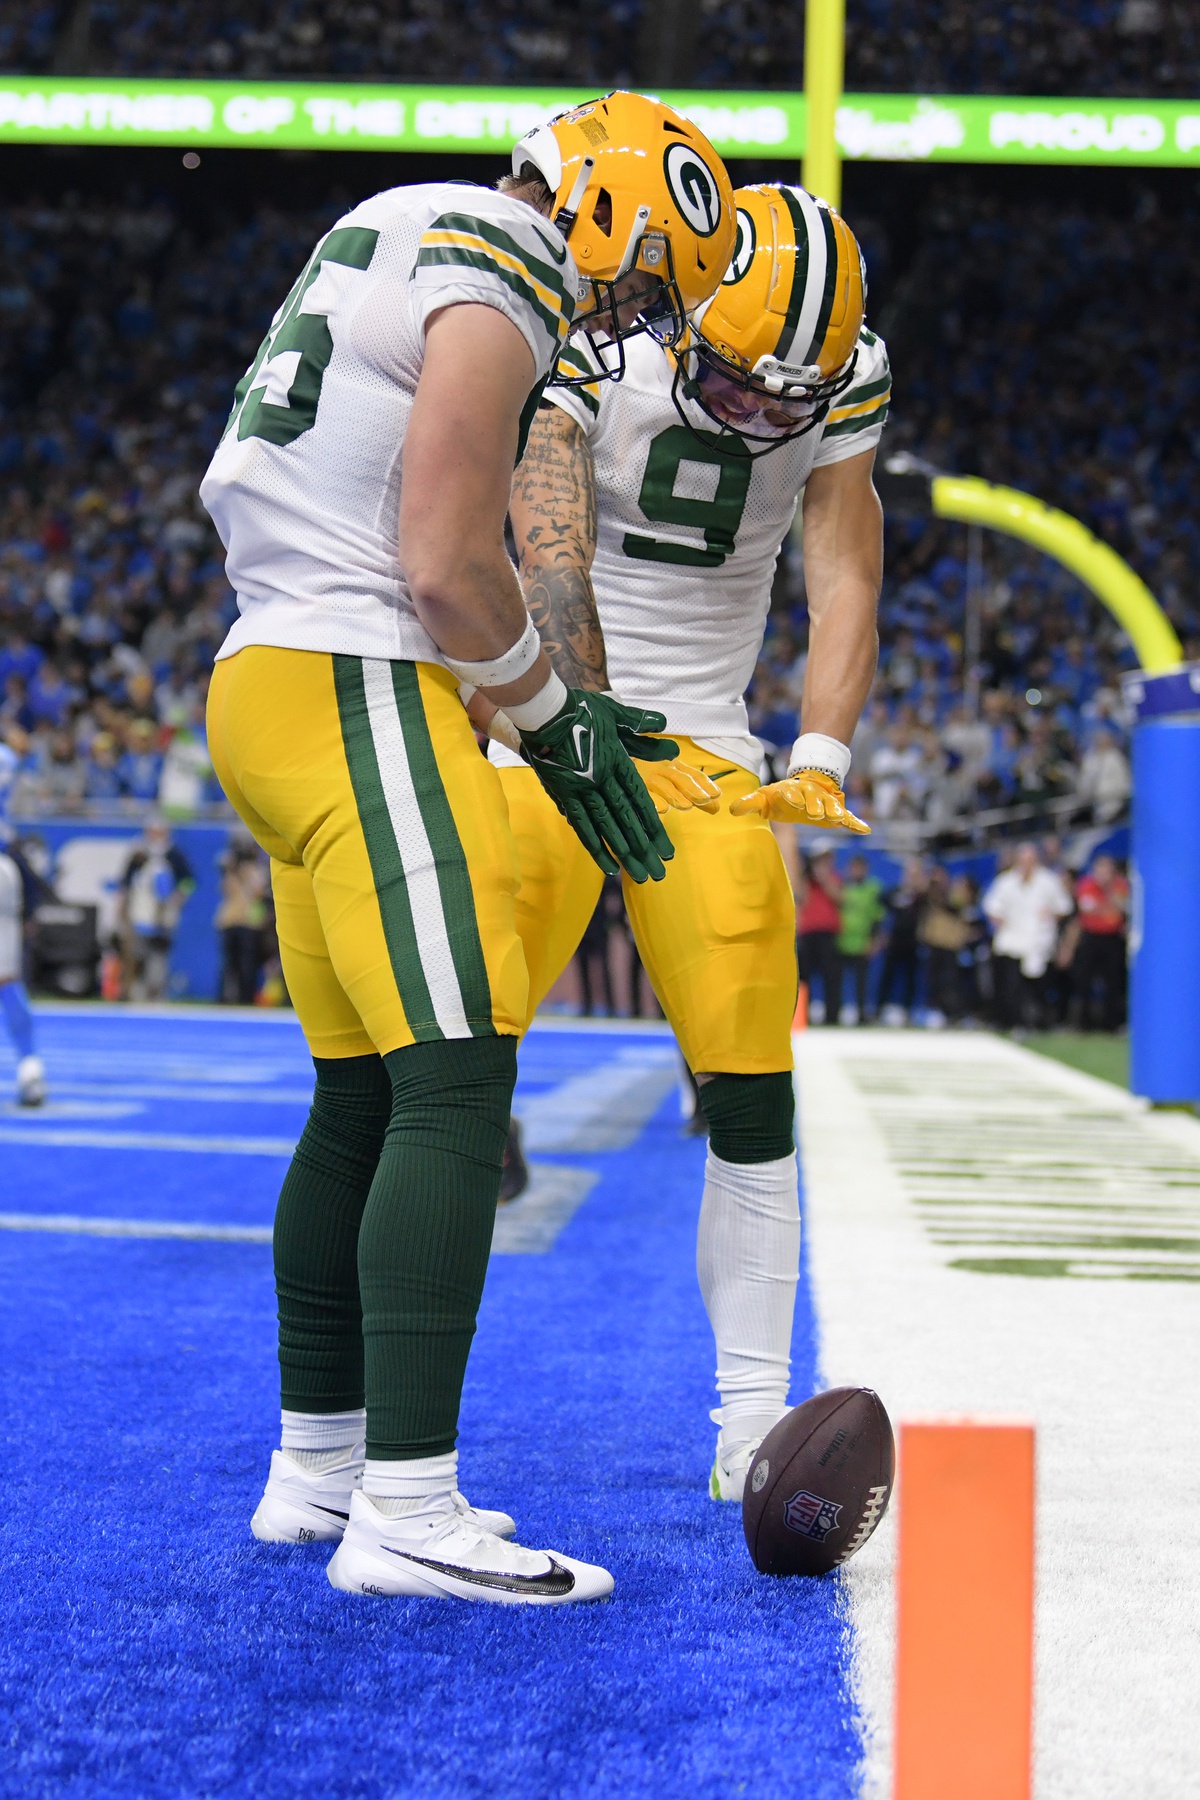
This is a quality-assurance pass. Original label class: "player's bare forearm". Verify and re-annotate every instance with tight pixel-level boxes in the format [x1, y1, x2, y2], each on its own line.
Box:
[510, 404, 608, 691]
[799, 448, 883, 745]
[400, 303, 552, 708]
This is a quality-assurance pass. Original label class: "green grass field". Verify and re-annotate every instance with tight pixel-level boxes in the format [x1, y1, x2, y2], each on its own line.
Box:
[1025, 1032, 1129, 1090]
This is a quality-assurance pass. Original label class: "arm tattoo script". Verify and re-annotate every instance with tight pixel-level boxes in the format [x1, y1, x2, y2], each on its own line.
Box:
[510, 405, 608, 690]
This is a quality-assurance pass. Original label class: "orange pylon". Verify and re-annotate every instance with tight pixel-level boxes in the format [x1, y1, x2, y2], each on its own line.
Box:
[893, 1421, 1035, 1800]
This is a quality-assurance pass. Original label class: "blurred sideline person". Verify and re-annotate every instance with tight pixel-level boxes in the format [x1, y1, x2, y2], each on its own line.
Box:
[0, 741, 46, 1106]
[984, 842, 1073, 1030]
[796, 848, 842, 1024]
[200, 94, 735, 1604]
[216, 831, 271, 1005]
[877, 857, 927, 1026]
[836, 852, 885, 1023]
[487, 184, 888, 1501]
[117, 819, 194, 1001]
[1072, 852, 1129, 1030]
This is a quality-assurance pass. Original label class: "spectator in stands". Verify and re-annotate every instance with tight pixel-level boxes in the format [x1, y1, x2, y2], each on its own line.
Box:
[797, 850, 843, 1026]
[983, 842, 1073, 1031]
[1072, 854, 1129, 1031]
[119, 718, 165, 802]
[877, 858, 928, 1026]
[1076, 728, 1132, 824]
[116, 819, 194, 1001]
[32, 729, 86, 813]
[836, 853, 885, 1025]
[83, 731, 123, 803]
[215, 832, 269, 1005]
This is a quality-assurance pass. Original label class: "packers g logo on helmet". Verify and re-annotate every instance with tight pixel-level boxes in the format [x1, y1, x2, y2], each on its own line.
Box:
[662, 142, 724, 238]
[723, 209, 757, 285]
[510, 91, 735, 387]
[673, 183, 867, 455]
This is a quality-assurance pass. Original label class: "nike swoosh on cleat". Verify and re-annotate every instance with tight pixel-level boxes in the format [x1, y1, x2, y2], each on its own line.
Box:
[312, 1505, 350, 1520]
[381, 1548, 577, 1597]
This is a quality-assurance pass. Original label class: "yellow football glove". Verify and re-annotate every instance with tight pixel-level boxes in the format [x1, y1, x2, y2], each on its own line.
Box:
[632, 757, 722, 817]
[729, 768, 871, 834]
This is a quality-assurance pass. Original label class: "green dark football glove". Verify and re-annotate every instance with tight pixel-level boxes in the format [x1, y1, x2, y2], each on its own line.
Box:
[518, 690, 679, 883]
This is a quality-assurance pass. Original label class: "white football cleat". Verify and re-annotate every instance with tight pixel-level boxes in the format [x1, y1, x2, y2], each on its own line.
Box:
[250, 1447, 364, 1544]
[16, 1055, 47, 1107]
[709, 1435, 765, 1503]
[326, 1490, 613, 1605]
[250, 1449, 517, 1545]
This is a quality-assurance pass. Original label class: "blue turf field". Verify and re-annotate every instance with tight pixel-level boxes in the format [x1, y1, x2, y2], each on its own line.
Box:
[0, 1011, 858, 1800]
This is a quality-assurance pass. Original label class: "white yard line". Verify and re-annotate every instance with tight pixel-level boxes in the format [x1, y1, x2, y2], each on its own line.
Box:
[0, 1164, 596, 1256]
[796, 1029, 1200, 1800]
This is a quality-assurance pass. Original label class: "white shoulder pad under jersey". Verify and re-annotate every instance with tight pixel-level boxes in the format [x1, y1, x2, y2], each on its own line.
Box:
[202, 183, 577, 665]
[542, 327, 889, 748]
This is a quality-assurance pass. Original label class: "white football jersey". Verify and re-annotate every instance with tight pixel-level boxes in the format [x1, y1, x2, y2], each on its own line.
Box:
[202, 183, 577, 665]
[542, 327, 890, 767]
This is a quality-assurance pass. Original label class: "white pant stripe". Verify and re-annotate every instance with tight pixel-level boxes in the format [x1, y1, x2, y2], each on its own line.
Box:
[360, 658, 471, 1040]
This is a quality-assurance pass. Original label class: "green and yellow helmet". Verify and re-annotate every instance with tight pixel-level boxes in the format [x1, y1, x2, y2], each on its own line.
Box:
[676, 183, 867, 451]
[512, 91, 736, 384]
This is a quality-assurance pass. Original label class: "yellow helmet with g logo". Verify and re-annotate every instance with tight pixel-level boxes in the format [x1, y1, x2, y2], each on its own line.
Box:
[676, 183, 866, 451]
[512, 91, 736, 383]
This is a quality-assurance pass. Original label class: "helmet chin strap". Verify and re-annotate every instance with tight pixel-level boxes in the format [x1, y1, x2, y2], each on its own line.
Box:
[552, 156, 595, 237]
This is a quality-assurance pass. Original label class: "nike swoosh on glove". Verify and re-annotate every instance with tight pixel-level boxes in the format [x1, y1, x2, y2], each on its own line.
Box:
[632, 757, 721, 817]
[729, 769, 871, 834]
[518, 690, 680, 882]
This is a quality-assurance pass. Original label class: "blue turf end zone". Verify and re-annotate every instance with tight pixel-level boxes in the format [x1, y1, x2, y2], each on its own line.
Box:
[0, 1013, 860, 1799]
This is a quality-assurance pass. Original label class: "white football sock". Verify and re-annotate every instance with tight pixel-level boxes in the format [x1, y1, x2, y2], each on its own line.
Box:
[279, 1408, 365, 1469]
[697, 1148, 800, 1452]
[363, 1451, 458, 1519]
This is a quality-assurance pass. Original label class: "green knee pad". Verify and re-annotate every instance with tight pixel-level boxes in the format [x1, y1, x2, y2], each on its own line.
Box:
[698, 1070, 795, 1164]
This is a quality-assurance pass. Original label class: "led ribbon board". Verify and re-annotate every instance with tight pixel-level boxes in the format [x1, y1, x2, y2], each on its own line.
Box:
[1, 80, 1200, 165]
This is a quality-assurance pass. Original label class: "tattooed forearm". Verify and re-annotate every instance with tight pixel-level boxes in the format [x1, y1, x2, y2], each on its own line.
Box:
[510, 404, 608, 690]
[523, 566, 608, 688]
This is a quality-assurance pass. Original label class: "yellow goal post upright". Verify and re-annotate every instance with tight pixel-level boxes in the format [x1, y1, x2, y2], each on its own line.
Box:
[802, 0, 844, 207]
[878, 454, 1199, 1106]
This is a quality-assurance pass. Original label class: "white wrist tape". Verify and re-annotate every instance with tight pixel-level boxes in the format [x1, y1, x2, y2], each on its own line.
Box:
[442, 615, 541, 689]
[505, 668, 568, 732]
[787, 732, 851, 785]
[486, 708, 523, 754]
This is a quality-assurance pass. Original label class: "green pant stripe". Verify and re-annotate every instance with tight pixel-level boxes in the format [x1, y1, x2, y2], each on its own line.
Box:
[390, 663, 495, 1037]
[332, 655, 444, 1043]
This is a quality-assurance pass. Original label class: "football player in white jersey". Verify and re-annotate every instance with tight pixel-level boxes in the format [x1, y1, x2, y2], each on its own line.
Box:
[200, 93, 736, 1603]
[490, 184, 888, 1502]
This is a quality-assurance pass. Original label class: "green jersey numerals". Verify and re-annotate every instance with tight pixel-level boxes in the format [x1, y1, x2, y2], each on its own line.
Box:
[622, 426, 752, 568]
[225, 225, 379, 447]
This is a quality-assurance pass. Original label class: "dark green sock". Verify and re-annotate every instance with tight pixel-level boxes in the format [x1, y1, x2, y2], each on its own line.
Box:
[359, 1036, 517, 1461]
[274, 1053, 392, 1414]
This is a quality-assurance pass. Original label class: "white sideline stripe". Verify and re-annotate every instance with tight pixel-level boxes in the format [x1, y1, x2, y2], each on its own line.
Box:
[797, 1030, 1200, 1800]
[0, 1213, 272, 1242]
[0, 1126, 296, 1155]
[361, 656, 470, 1040]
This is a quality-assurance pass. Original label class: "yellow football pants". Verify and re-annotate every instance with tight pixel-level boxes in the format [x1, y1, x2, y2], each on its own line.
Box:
[501, 738, 798, 1074]
[208, 647, 528, 1059]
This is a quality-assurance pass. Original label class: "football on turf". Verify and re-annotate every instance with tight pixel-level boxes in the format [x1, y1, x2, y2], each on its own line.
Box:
[742, 1387, 895, 1576]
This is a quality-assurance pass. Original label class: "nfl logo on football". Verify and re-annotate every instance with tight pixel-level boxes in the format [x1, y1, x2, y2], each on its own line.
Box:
[783, 1489, 843, 1542]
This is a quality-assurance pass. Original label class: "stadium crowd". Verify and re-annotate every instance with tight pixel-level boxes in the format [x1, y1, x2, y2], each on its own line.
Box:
[3, 0, 1196, 93]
